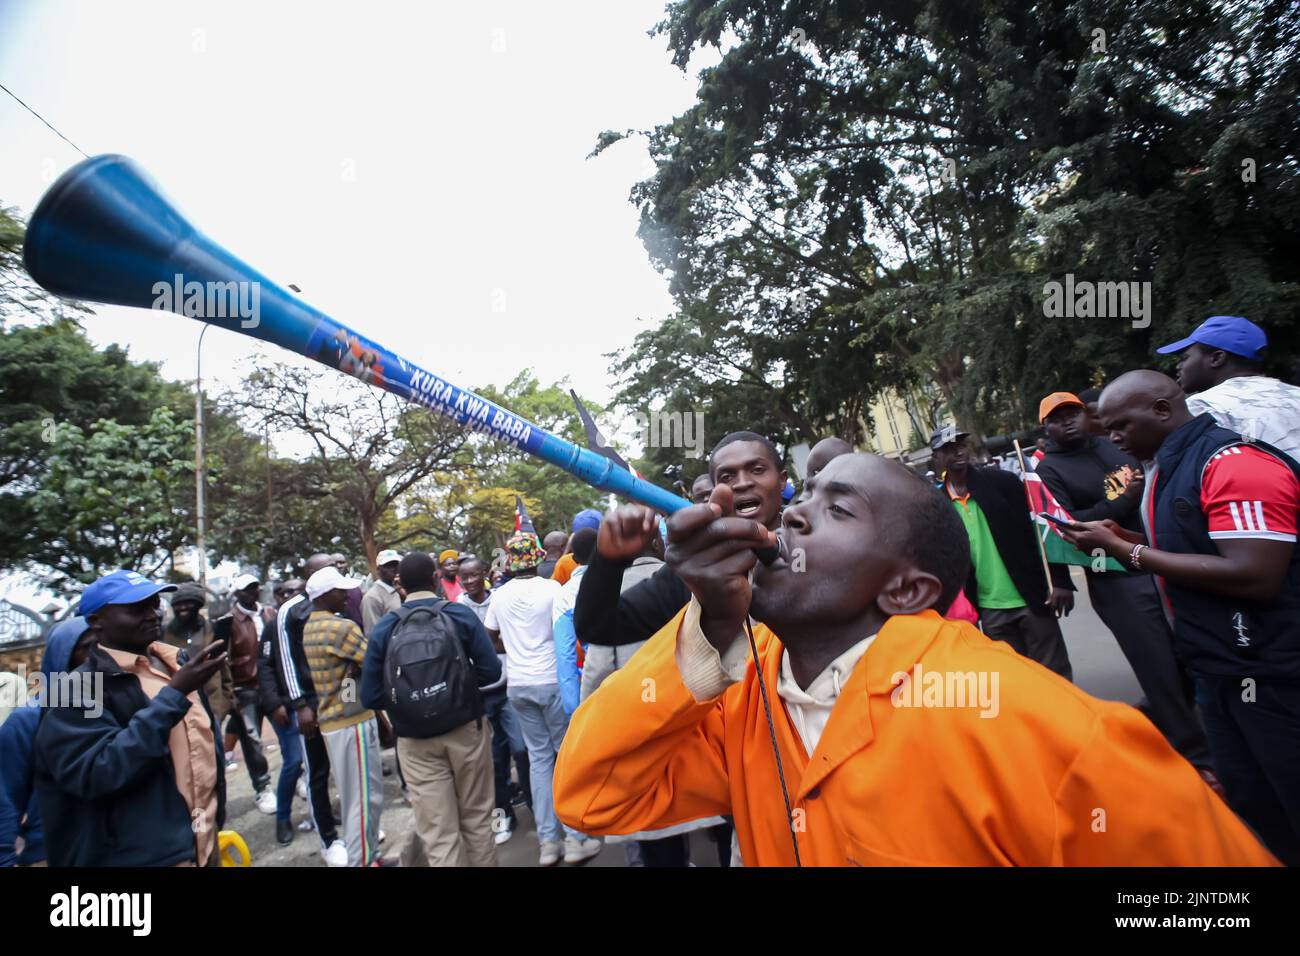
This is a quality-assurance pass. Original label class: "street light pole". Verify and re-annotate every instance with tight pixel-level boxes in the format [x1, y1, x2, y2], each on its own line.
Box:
[195, 324, 210, 587]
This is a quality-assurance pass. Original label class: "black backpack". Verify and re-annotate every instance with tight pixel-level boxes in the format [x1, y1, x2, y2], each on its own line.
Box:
[382, 601, 483, 738]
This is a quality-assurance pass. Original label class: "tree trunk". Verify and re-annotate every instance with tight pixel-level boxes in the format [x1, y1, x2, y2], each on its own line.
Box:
[359, 512, 379, 574]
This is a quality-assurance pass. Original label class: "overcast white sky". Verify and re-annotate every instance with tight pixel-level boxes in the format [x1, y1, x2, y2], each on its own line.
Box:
[0, 0, 716, 406]
[0, 0, 723, 606]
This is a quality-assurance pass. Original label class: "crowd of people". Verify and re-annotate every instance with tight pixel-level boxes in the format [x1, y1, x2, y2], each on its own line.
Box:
[1, 314, 1298, 867]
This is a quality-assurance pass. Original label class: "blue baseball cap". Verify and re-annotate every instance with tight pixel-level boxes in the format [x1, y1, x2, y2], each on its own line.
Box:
[572, 509, 602, 534]
[1156, 316, 1267, 361]
[80, 570, 177, 616]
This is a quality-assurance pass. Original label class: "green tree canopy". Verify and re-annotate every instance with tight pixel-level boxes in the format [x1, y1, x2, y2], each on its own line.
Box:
[23, 408, 195, 589]
[604, 0, 1300, 446]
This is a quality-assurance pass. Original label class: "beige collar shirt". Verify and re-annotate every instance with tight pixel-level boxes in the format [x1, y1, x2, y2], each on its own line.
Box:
[101, 641, 219, 865]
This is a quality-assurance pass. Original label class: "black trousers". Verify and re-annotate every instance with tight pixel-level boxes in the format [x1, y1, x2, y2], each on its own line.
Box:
[299, 727, 339, 847]
[639, 833, 691, 867]
[981, 605, 1073, 681]
[1195, 676, 1300, 865]
[225, 684, 271, 792]
[1086, 570, 1212, 770]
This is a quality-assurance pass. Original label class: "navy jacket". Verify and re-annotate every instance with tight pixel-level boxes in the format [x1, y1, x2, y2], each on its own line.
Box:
[1149, 414, 1300, 679]
[360, 597, 501, 716]
[33, 644, 226, 867]
[0, 618, 86, 866]
[274, 593, 320, 711]
[575, 552, 690, 647]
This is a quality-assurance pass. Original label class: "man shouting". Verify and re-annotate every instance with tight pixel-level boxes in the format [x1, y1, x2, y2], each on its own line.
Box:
[554, 454, 1274, 866]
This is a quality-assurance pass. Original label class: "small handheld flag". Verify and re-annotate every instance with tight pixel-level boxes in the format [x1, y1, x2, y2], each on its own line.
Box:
[514, 495, 537, 536]
[1022, 470, 1126, 572]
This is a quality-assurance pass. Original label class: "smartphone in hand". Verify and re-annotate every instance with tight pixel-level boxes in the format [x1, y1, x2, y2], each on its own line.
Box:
[1038, 511, 1072, 529]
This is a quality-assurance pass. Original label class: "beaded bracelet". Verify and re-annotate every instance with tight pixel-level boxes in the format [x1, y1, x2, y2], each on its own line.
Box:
[1129, 543, 1146, 570]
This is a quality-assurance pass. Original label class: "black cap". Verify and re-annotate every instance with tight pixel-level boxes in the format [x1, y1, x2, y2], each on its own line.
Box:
[171, 582, 207, 606]
[929, 424, 970, 451]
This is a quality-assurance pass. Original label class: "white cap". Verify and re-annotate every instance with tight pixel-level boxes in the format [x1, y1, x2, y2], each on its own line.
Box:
[376, 549, 402, 566]
[232, 572, 261, 592]
[305, 566, 363, 600]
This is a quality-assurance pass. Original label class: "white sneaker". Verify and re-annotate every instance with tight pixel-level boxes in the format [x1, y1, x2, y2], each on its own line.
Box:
[298, 819, 315, 832]
[494, 825, 514, 846]
[563, 836, 602, 865]
[255, 790, 277, 815]
[378, 829, 386, 844]
[538, 840, 562, 866]
[296, 777, 308, 800]
[322, 840, 349, 867]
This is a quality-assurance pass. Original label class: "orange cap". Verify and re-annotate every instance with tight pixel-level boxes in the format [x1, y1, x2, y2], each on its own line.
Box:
[1038, 391, 1084, 424]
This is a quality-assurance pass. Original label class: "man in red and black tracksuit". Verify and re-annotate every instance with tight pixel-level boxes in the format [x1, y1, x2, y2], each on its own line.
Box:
[1066, 370, 1300, 865]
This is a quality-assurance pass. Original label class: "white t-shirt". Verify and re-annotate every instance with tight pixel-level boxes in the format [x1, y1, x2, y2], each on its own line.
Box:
[484, 575, 563, 686]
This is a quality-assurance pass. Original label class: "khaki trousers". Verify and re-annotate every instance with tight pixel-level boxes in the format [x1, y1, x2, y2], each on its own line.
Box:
[397, 719, 497, 866]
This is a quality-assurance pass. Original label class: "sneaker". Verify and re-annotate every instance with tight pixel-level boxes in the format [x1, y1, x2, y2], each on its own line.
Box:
[538, 840, 562, 866]
[224, 750, 236, 771]
[298, 819, 315, 832]
[322, 840, 349, 867]
[509, 784, 528, 808]
[296, 777, 308, 801]
[255, 790, 277, 815]
[378, 829, 386, 844]
[563, 836, 602, 865]
[275, 818, 295, 846]
[494, 824, 514, 846]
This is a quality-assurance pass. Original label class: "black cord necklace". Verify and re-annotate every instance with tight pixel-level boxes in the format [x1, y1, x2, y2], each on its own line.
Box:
[744, 617, 802, 867]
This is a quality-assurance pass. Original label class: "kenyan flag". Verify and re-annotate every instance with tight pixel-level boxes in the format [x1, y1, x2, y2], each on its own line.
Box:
[1022, 471, 1126, 572]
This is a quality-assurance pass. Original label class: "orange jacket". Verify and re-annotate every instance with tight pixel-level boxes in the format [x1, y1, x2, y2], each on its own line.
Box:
[555, 607, 1277, 866]
[551, 553, 578, 586]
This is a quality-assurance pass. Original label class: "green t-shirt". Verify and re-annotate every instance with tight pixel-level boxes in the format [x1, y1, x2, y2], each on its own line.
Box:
[949, 492, 1025, 610]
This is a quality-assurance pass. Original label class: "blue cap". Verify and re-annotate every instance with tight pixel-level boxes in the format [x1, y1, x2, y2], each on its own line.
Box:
[80, 569, 177, 616]
[572, 508, 602, 533]
[1156, 316, 1267, 361]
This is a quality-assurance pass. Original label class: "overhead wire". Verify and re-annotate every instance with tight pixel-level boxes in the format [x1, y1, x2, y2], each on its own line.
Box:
[0, 80, 89, 158]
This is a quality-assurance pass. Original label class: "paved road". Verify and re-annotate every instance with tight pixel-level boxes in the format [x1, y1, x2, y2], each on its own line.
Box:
[227, 568, 1141, 867]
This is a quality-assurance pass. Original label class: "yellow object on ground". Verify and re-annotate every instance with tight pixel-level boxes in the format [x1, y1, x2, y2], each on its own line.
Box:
[218, 830, 251, 867]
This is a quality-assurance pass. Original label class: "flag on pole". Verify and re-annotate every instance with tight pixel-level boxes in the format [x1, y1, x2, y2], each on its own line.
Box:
[1021, 471, 1126, 572]
[514, 495, 537, 536]
[570, 388, 632, 471]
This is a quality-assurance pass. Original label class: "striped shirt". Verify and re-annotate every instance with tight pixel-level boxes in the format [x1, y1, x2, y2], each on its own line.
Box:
[303, 610, 374, 732]
[1200, 444, 1299, 543]
[275, 593, 308, 703]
